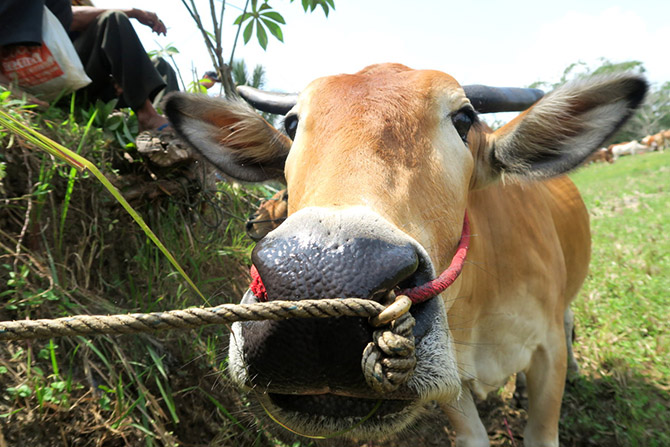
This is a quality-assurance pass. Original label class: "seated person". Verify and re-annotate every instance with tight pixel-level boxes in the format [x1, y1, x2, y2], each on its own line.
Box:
[0, 0, 177, 132]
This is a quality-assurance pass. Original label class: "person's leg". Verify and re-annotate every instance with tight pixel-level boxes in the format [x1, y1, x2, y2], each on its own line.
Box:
[152, 57, 179, 93]
[151, 56, 180, 105]
[73, 10, 168, 130]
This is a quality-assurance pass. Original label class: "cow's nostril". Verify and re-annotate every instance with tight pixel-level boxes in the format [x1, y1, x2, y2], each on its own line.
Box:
[252, 234, 419, 302]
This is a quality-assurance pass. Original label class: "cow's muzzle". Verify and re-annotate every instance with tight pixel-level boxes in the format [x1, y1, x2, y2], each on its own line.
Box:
[228, 207, 461, 436]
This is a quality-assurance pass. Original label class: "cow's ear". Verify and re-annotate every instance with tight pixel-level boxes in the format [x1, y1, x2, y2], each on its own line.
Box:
[165, 93, 291, 183]
[482, 74, 647, 181]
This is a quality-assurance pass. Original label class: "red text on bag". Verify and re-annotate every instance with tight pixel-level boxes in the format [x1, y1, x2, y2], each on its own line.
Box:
[1, 44, 64, 87]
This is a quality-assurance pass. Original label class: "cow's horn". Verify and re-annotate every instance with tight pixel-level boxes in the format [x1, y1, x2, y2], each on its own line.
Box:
[463, 85, 544, 114]
[237, 84, 544, 115]
[237, 85, 298, 115]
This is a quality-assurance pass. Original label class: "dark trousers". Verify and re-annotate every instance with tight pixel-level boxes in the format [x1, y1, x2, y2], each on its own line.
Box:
[151, 56, 180, 105]
[72, 10, 177, 110]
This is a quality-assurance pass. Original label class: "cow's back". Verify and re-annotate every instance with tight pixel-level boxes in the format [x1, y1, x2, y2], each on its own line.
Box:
[448, 175, 590, 396]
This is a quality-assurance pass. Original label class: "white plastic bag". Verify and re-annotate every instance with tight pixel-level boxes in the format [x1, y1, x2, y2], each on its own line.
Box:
[0, 7, 91, 100]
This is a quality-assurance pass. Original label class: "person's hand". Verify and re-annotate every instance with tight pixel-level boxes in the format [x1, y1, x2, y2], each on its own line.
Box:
[129, 9, 167, 35]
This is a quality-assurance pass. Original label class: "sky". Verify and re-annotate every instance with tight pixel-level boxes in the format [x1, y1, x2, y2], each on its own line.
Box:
[96, 0, 670, 98]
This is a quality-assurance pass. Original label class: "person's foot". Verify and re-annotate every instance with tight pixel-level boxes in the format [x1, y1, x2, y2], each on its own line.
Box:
[137, 113, 170, 132]
[136, 126, 192, 167]
[135, 98, 170, 131]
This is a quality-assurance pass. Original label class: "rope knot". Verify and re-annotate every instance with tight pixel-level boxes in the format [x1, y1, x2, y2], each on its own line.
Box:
[361, 295, 417, 394]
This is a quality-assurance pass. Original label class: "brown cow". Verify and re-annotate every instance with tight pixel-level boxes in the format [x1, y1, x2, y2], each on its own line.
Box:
[583, 147, 614, 164]
[642, 131, 667, 152]
[663, 129, 670, 145]
[166, 64, 646, 446]
[246, 189, 288, 241]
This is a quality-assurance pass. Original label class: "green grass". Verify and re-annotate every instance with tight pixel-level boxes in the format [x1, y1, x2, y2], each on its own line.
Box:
[0, 90, 275, 446]
[563, 151, 670, 446]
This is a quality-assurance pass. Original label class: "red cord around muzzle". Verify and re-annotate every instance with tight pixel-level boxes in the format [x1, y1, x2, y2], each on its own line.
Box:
[250, 212, 470, 305]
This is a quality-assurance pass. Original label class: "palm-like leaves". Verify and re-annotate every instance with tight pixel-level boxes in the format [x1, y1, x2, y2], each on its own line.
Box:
[234, 0, 286, 50]
[234, 0, 335, 50]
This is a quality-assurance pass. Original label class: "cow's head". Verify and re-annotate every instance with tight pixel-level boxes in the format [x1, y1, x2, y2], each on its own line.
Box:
[165, 64, 646, 438]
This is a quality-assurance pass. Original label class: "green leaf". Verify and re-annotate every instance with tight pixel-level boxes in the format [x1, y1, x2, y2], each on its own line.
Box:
[122, 121, 134, 143]
[243, 20, 254, 44]
[10, 384, 32, 398]
[106, 117, 122, 131]
[234, 12, 253, 25]
[297, 0, 333, 16]
[258, 3, 272, 12]
[262, 18, 284, 42]
[256, 21, 268, 50]
[260, 11, 286, 24]
[51, 381, 66, 392]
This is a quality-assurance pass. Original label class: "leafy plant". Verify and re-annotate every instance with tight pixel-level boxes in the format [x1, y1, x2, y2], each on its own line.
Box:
[180, 0, 336, 97]
[234, 0, 287, 50]
[79, 98, 138, 148]
[148, 42, 187, 91]
[231, 59, 278, 125]
[0, 90, 263, 445]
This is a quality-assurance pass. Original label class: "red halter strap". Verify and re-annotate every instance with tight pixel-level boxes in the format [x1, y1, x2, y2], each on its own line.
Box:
[398, 212, 470, 304]
[249, 212, 470, 305]
[249, 264, 268, 302]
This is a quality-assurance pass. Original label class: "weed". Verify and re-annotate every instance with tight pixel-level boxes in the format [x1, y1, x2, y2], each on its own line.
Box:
[0, 89, 260, 445]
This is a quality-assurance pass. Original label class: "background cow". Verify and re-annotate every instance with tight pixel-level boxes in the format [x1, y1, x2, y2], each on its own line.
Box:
[663, 130, 670, 149]
[583, 147, 614, 164]
[642, 131, 667, 152]
[609, 140, 652, 159]
[246, 189, 288, 241]
[165, 64, 646, 447]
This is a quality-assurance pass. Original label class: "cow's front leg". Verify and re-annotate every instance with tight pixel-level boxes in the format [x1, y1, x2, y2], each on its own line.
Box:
[523, 328, 567, 447]
[440, 387, 489, 447]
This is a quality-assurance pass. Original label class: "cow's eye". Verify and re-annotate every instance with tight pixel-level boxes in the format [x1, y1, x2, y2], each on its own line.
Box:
[284, 114, 299, 139]
[451, 108, 475, 142]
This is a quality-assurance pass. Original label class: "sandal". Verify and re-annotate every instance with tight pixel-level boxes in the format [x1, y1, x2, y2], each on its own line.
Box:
[136, 124, 193, 167]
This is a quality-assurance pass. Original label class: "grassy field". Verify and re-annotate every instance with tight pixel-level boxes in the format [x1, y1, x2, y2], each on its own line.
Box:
[562, 151, 670, 446]
[1, 92, 668, 446]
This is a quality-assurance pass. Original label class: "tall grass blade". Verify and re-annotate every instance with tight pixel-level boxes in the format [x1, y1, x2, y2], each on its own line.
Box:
[0, 110, 207, 303]
[58, 109, 98, 251]
[48, 338, 59, 377]
[153, 376, 179, 424]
